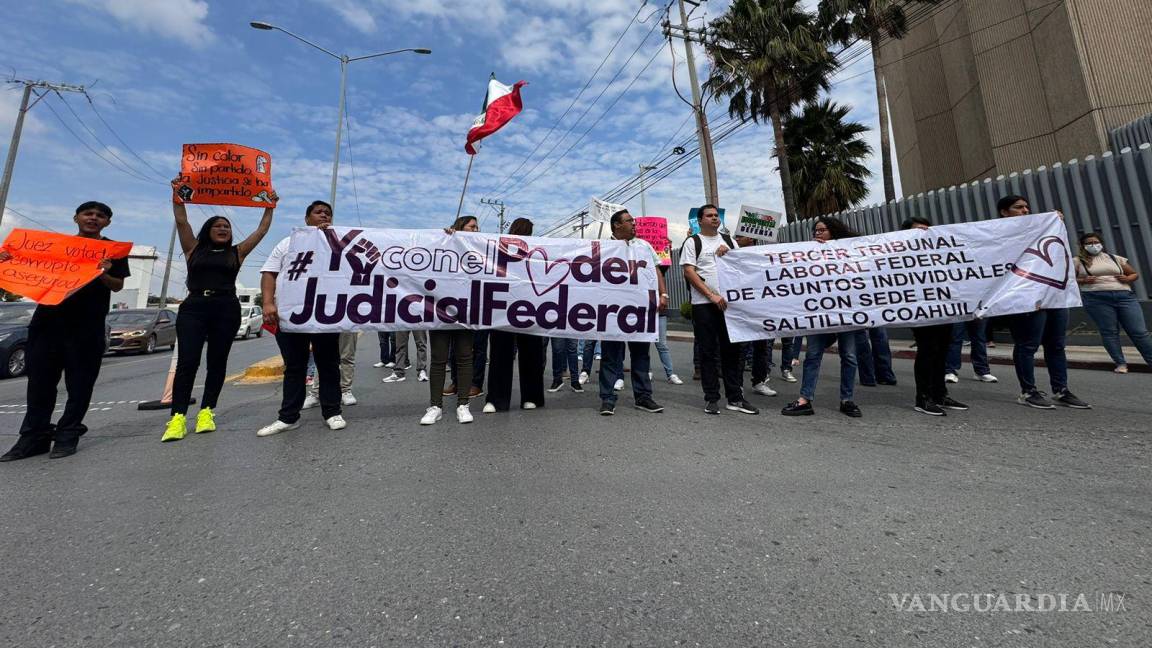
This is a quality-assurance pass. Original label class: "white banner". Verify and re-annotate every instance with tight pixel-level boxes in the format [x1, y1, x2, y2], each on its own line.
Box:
[735, 204, 786, 242]
[719, 213, 1082, 342]
[590, 196, 625, 224]
[276, 228, 659, 342]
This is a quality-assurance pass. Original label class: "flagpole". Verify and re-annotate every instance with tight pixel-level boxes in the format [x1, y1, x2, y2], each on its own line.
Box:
[454, 154, 475, 220]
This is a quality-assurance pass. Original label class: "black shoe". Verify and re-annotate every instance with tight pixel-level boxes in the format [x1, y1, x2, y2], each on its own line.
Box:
[704, 400, 720, 415]
[860, 382, 877, 387]
[570, 381, 584, 393]
[1054, 390, 1091, 409]
[914, 400, 946, 416]
[940, 396, 969, 411]
[548, 378, 564, 393]
[1019, 390, 1055, 409]
[599, 401, 615, 416]
[877, 379, 899, 386]
[781, 400, 814, 416]
[49, 440, 78, 459]
[726, 400, 760, 415]
[839, 401, 863, 418]
[0, 435, 52, 462]
[635, 397, 664, 413]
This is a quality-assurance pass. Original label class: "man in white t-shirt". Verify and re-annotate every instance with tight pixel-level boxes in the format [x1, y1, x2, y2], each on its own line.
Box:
[680, 204, 758, 416]
[256, 200, 347, 437]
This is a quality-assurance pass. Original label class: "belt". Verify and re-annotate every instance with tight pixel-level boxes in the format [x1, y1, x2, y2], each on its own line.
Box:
[194, 289, 236, 297]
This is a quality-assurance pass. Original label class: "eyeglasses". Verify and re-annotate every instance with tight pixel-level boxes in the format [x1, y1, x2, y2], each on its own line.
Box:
[813, 227, 829, 232]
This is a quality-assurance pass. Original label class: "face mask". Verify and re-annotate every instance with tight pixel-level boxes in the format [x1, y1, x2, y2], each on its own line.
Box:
[1084, 244, 1103, 256]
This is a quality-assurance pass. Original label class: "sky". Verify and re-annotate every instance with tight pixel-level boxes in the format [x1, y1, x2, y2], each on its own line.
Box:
[0, 0, 899, 297]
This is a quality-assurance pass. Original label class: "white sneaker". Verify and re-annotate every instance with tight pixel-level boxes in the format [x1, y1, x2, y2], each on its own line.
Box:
[326, 415, 347, 430]
[482, 402, 496, 413]
[385, 362, 395, 368]
[456, 404, 473, 423]
[372, 361, 386, 368]
[781, 369, 798, 383]
[578, 371, 589, 385]
[302, 394, 320, 409]
[522, 402, 537, 410]
[257, 420, 299, 437]
[341, 391, 357, 406]
[753, 381, 778, 396]
[648, 372, 653, 380]
[974, 373, 998, 383]
[418, 370, 428, 382]
[420, 406, 442, 425]
[382, 372, 406, 383]
[944, 372, 959, 384]
[613, 378, 624, 391]
[594, 354, 601, 361]
[668, 374, 683, 385]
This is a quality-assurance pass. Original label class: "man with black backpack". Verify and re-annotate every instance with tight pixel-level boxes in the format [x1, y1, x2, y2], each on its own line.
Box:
[680, 204, 759, 416]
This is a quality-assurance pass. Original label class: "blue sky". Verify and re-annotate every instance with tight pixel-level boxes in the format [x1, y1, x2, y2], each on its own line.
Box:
[1, 0, 897, 296]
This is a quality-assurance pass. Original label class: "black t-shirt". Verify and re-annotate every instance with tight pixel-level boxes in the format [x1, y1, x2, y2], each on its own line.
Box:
[30, 237, 131, 332]
[185, 244, 240, 294]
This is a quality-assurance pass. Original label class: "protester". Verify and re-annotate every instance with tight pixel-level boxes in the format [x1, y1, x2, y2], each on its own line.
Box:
[484, 218, 548, 413]
[681, 204, 759, 415]
[778, 337, 801, 382]
[653, 266, 684, 385]
[373, 332, 394, 368]
[944, 320, 997, 383]
[257, 200, 346, 436]
[997, 195, 1090, 409]
[781, 217, 863, 417]
[0, 201, 130, 461]
[1074, 232, 1152, 373]
[442, 216, 487, 401]
[900, 217, 970, 416]
[596, 209, 665, 415]
[549, 335, 584, 393]
[578, 339, 599, 385]
[423, 215, 479, 424]
[855, 328, 897, 386]
[383, 331, 427, 383]
[163, 182, 277, 441]
[733, 234, 776, 397]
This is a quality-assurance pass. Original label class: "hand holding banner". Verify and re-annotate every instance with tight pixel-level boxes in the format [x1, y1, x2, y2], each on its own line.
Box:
[176, 143, 275, 208]
[0, 229, 133, 305]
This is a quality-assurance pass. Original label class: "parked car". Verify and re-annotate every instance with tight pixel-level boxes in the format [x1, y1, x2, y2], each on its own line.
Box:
[106, 308, 177, 354]
[0, 302, 36, 378]
[236, 304, 264, 339]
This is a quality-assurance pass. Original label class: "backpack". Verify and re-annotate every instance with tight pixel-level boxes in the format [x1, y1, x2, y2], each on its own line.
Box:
[684, 232, 736, 260]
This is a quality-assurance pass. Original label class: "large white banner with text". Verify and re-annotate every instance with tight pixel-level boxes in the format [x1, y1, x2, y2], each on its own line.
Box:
[719, 213, 1082, 342]
[276, 228, 659, 341]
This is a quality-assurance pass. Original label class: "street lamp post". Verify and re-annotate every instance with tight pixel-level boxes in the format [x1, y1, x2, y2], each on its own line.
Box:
[638, 165, 657, 217]
[250, 21, 430, 209]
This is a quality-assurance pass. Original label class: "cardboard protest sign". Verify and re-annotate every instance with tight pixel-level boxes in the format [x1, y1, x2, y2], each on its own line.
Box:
[0, 229, 133, 305]
[735, 204, 786, 242]
[687, 207, 727, 236]
[176, 143, 275, 208]
[635, 217, 671, 266]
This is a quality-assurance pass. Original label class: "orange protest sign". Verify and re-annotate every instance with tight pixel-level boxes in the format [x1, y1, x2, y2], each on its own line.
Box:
[0, 229, 133, 305]
[176, 143, 275, 208]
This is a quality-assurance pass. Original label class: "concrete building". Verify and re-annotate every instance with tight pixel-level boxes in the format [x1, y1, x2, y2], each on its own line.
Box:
[114, 245, 158, 310]
[877, 0, 1152, 195]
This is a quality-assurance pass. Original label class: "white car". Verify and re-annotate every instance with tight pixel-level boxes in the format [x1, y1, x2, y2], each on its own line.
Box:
[236, 305, 264, 339]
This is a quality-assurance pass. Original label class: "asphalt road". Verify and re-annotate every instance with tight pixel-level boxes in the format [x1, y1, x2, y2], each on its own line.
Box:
[0, 335, 1148, 647]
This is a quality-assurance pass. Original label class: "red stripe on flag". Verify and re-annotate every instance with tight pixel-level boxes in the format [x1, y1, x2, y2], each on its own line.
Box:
[465, 80, 526, 155]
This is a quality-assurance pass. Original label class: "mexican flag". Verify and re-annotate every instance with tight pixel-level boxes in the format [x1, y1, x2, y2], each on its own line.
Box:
[465, 76, 527, 155]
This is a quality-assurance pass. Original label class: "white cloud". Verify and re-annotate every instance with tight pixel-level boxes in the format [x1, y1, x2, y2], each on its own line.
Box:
[66, 0, 215, 47]
[326, 0, 378, 34]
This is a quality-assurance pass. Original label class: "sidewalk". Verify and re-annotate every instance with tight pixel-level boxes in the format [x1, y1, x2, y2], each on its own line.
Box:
[665, 330, 1149, 373]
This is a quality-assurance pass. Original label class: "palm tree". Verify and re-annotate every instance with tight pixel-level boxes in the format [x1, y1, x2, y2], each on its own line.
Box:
[819, 0, 943, 203]
[785, 100, 873, 219]
[704, 0, 837, 222]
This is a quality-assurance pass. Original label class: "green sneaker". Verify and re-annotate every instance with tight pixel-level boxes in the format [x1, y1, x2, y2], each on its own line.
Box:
[195, 408, 216, 434]
[162, 414, 187, 442]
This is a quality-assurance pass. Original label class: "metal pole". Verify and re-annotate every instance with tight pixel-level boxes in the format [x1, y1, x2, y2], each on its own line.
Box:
[677, 0, 719, 206]
[158, 223, 177, 307]
[455, 155, 475, 220]
[330, 57, 349, 209]
[0, 84, 33, 229]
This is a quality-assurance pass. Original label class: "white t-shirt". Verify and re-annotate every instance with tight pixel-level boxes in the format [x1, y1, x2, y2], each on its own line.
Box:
[260, 236, 292, 274]
[680, 233, 737, 304]
[1076, 254, 1131, 292]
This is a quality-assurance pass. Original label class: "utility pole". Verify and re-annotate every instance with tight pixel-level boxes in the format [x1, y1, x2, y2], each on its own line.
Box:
[663, 0, 719, 207]
[480, 197, 506, 233]
[571, 210, 590, 239]
[638, 164, 657, 216]
[0, 79, 86, 228]
[157, 224, 178, 307]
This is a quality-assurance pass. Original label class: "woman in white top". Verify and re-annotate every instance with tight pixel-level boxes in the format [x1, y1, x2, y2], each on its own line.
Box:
[1074, 232, 1152, 373]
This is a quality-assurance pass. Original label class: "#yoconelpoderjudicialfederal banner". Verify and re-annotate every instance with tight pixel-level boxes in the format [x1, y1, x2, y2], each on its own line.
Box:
[276, 228, 660, 342]
[176, 143, 275, 208]
[719, 213, 1081, 342]
[0, 229, 133, 305]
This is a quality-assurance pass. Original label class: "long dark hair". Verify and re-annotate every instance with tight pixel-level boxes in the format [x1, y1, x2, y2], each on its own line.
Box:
[997, 194, 1029, 216]
[814, 216, 859, 240]
[1076, 231, 1104, 269]
[507, 217, 533, 236]
[451, 215, 478, 231]
[196, 216, 232, 249]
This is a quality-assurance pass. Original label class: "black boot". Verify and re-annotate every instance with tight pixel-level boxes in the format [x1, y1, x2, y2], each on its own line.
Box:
[1, 434, 52, 462]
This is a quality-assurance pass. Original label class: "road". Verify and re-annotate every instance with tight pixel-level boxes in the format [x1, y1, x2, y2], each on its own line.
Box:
[0, 335, 1148, 647]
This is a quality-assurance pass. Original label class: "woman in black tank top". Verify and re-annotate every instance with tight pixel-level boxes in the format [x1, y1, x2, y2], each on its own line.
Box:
[163, 178, 277, 441]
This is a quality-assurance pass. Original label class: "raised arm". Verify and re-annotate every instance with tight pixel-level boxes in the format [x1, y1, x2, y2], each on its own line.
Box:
[171, 177, 198, 256]
[238, 191, 278, 262]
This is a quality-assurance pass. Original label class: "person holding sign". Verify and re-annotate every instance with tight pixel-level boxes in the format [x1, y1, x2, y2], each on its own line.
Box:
[161, 179, 278, 442]
[423, 215, 481, 425]
[781, 217, 864, 418]
[997, 195, 1090, 410]
[0, 202, 130, 461]
[1074, 232, 1152, 373]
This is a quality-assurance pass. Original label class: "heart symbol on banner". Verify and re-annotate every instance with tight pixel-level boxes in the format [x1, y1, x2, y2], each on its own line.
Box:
[1011, 235, 1070, 290]
[525, 247, 572, 296]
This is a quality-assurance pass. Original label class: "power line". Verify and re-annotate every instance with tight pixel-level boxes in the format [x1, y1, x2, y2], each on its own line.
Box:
[343, 85, 364, 226]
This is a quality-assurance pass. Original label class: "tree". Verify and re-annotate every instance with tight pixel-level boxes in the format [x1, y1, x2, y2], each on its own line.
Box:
[785, 100, 873, 219]
[704, 0, 837, 222]
[819, 0, 943, 203]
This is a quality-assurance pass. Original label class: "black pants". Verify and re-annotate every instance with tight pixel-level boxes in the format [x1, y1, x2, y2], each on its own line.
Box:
[692, 303, 745, 403]
[19, 325, 106, 444]
[485, 331, 546, 411]
[911, 324, 952, 404]
[171, 295, 241, 415]
[276, 331, 341, 423]
[747, 339, 769, 384]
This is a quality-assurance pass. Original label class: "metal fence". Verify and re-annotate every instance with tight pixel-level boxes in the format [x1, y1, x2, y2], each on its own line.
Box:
[1111, 113, 1152, 154]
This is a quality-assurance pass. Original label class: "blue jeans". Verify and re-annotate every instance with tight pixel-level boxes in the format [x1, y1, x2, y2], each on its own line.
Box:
[1082, 290, 1152, 366]
[654, 315, 675, 378]
[550, 338, 580, 381]
[779, 337, 800, 369]
[377, 332, 394, 364]
[1008, 309, 1069, 394]
[598, 341, 652, 406]
[945, 320, 991, 375]
[855, 328, 895, 384]
[800, 332, 858, 402]
[581, 340, 600, 375]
